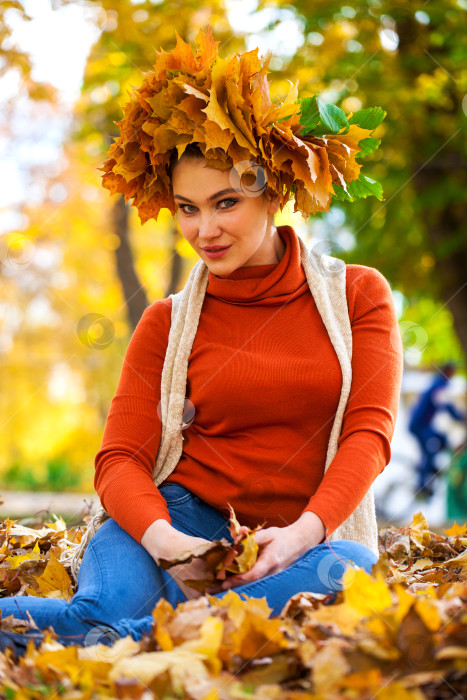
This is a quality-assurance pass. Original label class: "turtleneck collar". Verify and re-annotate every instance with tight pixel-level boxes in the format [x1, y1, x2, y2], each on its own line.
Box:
[205, 225, 309, 306]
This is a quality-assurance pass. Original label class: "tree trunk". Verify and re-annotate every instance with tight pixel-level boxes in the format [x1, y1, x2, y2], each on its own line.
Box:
[166, 222, 184, 297]
[111, 194, 149, 331]
[111, 196, 184, 330]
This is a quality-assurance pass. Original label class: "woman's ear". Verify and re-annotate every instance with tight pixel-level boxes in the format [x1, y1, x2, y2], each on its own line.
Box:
[265, 189, 280, 215]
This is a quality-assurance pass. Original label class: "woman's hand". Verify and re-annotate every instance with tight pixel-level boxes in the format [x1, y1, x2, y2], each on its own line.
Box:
[206, 511, 326, 594]
[140, 519, 212, 600]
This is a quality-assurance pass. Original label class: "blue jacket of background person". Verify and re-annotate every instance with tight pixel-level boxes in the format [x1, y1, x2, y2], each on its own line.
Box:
[408, 373, 465, 434]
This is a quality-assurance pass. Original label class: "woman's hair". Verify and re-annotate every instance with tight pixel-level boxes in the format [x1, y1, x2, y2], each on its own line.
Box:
[168, 143, 205, 178]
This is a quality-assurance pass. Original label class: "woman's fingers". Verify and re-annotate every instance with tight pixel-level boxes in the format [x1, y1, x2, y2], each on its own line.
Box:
[253, 527, 275, 546]
[220, 551, 277, 589]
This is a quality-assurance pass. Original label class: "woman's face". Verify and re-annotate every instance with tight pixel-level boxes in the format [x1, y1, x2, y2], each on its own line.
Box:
[171, 156, 282, 275]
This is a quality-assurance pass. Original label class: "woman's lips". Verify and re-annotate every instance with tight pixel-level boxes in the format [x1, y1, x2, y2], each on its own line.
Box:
[203, 245, 232, 259]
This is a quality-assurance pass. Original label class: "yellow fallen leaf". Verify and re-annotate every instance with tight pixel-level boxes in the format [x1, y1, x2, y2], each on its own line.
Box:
[5, 540, 41, 569]
[414, 597, 442, 631]
[109, 648, 209, 689]
[28, 551, 74, 602]
[409, 511, 431, 549]
[343, 568, 393, 617]
[408, 557, 435, 572]
[312, 638, 351, 693]
[444, 521, 467, 537]
[77, 634, 141, 663]
[34, 646, 111, 684]
[179, 616, 223, 674]
[44, 515, 68, 532]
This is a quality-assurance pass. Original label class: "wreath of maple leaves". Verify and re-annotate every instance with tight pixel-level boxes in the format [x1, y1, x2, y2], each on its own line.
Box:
[100, 26, 381, 224]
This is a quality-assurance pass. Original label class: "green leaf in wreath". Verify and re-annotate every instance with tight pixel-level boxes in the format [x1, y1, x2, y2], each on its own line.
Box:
[355, 137, 381, 158]
[332, 174, 383, 202]
[348, 106, 386, 131]
[299, 95, 349, 136]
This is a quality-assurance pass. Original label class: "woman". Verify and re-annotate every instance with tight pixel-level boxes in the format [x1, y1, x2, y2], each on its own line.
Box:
[0, 29, 403, 654]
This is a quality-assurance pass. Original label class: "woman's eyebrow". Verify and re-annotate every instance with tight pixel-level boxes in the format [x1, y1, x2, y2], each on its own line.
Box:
[173, 187, 242, 203]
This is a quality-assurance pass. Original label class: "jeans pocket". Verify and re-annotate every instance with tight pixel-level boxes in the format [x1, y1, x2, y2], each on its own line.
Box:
[158, 482, 198, 505]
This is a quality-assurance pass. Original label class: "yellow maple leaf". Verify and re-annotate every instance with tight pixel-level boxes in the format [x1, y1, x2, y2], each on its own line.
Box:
[179, 616, 223, 674]
[27, 551, 74, 602]
[343, 568, 393, 617]
[444, 521, 467, 537]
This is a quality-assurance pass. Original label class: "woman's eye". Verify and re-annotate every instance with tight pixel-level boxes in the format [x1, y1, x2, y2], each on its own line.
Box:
[179, 198, 238, 214]
[219, 198, 238, 209]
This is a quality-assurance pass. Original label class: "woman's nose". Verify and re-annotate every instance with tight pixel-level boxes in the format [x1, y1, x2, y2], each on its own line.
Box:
[198, 215, 222, 239]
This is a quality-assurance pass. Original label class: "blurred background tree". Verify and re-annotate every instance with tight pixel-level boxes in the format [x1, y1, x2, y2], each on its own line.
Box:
[0, 0, 465, 492]
[271, 0, 467, 366]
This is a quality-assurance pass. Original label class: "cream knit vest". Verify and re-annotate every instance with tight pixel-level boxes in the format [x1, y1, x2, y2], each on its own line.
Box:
[63, 234, 380, 585]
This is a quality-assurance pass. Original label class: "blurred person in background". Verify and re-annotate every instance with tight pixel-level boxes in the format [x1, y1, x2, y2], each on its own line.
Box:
[408, 362, 466, 498]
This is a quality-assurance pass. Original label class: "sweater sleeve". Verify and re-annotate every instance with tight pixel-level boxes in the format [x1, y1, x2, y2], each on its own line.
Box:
[93, 298, 173, 543]
[301, 265, 403, 537]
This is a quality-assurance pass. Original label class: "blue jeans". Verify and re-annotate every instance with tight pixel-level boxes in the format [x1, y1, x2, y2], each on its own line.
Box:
[0, 484, 377, 647]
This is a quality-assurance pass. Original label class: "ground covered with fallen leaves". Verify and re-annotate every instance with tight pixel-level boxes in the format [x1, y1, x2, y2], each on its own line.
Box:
[0, 506, 466, 699]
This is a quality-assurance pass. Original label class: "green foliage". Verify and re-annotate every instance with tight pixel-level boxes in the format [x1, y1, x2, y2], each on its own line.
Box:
[349, 107, 387, 131]
[1, 457, 83, 492]
[299, 96, 386, 137]
[299, 97, 386, 204]
[397, 294, 464, 368]
[333, 174, 384, 203]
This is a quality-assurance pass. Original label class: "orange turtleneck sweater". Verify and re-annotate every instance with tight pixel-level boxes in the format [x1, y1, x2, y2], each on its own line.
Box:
[94, 225, 403, 543]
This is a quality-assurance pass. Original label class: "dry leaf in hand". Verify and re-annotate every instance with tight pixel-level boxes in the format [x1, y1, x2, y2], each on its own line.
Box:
[158, 505, 263, 592]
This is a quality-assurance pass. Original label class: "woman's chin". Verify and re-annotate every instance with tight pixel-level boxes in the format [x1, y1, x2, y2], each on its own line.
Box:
[201, 253, 239, 275]
[208, 264, 238, 277]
